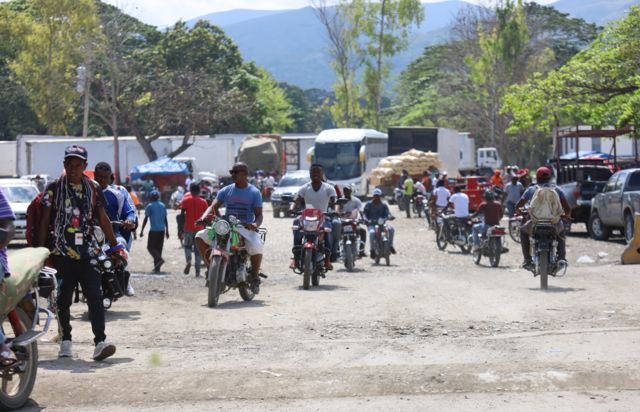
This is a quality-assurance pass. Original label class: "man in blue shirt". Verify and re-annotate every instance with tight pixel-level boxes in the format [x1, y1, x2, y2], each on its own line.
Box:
[140, 190, 169, 273]
[363, 189, 396, 258]
[196, 162, 264, 293]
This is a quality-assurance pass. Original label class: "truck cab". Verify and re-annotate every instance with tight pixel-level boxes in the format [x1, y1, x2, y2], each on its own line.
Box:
[477, 148, 502, 170]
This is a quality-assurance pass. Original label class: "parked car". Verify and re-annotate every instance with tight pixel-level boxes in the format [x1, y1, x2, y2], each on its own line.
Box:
[555, 163, 613, 232]
[589, 168, 640, 242]
[0, 179, 40, 240]
[270, 170, 310, 218]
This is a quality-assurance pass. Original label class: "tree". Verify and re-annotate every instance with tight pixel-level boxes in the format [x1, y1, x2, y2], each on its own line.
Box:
[313, 0, 365, 128]
[9, 0, 101, 134]
[247, 68, 294, 133]
[361, 0, 423, 129]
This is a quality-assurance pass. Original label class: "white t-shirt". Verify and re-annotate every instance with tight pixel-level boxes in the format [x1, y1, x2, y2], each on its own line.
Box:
[433, 186, 451, 207]
[297, 182, 337, 212]
[449, 192, 470, 218]
[265, 176, 276, 189]
[414, 181, 427, 195]
[341, 196, 363, 218]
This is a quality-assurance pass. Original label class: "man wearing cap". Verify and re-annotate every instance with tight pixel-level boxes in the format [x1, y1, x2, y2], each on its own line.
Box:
[363, 189, 396, 258]
[38, 145, 124, 361]
[338, 184, 366, 257]
[140, 190, 169, 273]
[515, 166, 571, 270]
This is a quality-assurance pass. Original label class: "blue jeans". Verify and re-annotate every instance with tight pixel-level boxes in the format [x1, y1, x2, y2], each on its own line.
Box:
[506, 201, 516, 218]
[367, 225, 395, 250]
[472, 223, 489, 246]
[183, 231, 202, 274]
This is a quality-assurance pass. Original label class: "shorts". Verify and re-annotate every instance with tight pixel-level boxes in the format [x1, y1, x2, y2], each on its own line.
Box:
[196, 226, 264, 256]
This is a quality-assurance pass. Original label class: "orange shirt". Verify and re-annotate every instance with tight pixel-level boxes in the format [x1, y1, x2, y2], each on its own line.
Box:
[129, 191, 140, 206]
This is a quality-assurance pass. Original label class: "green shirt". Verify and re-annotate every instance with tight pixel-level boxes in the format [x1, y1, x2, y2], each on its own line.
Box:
[403, 178, 414, 196]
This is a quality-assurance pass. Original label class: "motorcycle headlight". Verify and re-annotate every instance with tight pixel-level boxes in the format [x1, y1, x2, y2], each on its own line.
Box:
[214, 220, 231, 236]
[103, 259, 113, 269]
[377, 218, 385, 225]
[228, 215, 239, 226]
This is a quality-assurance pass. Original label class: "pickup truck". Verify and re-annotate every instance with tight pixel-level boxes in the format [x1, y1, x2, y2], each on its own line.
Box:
[589, 168, 640, 242]
[555, 164, 612, 231]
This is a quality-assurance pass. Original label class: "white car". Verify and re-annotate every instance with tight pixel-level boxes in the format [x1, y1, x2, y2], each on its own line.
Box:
[0, 179, 40, 240]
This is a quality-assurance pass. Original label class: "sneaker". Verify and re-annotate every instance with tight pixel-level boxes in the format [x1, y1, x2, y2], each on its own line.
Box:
[183, 262, 191, 275]
[390, 246, 397, 254]
[125, 283, 135, 297]
[250, 276, 261, 295]
[195, 272, 201, 278]
[522, 260, 534, 271]
[58, 340, 73, 358]
[93, 341, 116, 361]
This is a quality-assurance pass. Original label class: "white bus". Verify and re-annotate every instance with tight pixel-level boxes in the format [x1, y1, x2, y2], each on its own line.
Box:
[307, 128, 388, 196]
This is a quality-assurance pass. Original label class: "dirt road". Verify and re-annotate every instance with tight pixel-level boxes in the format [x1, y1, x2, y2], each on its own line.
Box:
[18, 205, 640, 411]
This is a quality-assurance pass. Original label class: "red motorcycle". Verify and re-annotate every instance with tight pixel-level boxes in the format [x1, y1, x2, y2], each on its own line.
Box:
[291, 208, 332, 290]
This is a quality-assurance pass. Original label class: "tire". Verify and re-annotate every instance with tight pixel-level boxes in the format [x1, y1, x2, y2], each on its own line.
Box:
[207, 256, 224, 307]
[383, 242, 390, 266]
[589, 212, 611, 241]
[303, 249, 312, 290]
[239, 284, 255, 302]
[489, 237, 501, 268]
[436, 225, 448, 251]
[473, 245, 482, 265]
[272, 208, 279, 218]
[539, 250, 549, 290]
[509, 220, 521, 244]
[624, 212, 635, 244]
[344, 242, 354, 272]
[0, 307, 38, 410]
[312, 272, 320, 287]
[374, 239, 381, 265]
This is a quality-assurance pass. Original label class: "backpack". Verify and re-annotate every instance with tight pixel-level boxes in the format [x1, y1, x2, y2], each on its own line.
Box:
[26, 191, 46, 247]
[529, 185, 563, 224]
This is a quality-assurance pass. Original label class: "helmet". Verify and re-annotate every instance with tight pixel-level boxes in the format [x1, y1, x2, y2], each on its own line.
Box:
[536, 166, 552, 181]
[372, 188, 382, 196]
[484, 190, 495, 200]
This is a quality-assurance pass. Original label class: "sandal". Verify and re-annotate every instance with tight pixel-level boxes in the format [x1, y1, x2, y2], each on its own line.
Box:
[0, 350, 18, 367]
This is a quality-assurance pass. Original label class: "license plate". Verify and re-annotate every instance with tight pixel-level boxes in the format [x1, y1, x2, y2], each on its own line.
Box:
[343, 226, 353, 232]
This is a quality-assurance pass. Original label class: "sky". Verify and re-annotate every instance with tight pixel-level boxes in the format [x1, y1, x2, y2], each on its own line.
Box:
[103, 0, 557, 28]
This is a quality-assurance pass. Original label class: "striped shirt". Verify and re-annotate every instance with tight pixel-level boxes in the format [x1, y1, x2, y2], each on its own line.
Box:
[0, 188, 15, 276]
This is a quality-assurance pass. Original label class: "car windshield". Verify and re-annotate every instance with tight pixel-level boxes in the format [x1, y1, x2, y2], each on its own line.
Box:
[3, 185, 39, 203]
[315, 141, 361, 181]
[279, 176, 309, 187]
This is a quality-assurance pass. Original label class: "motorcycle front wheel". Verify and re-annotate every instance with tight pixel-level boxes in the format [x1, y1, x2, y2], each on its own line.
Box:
[344, 241, 354, 272]
[436, 225, 448, 251]
[489, 238, 501, 268]
[509, 220, 521, 244]
[539, 250, 549, 290]
[207, 256, 224, 307]
[383, 242, 390, 266]
[303, 249, 312, 290]
[0, 308, 38, 410]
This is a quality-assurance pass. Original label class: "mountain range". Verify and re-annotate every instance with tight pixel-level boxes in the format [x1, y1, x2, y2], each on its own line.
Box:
[186, 0, 639, 90]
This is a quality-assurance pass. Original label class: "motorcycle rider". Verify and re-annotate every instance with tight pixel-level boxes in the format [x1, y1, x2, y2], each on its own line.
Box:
[93, 162, 137, 296]
[442, 185, 470, 240]
[430, 179, 450, 221]
[195, 162, 264, 293]
[289, 164, 337, 270]
[0, 187, 17, 366]
[504, 175, 525, 218]
[338, 184, 367, 257]
[515, 166, 571, 270]
[470, 190, 503, 250]
[363, 189, 396, 258]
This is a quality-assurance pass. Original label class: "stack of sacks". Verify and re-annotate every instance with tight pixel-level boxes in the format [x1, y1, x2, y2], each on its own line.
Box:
[370, 150, 442, 186]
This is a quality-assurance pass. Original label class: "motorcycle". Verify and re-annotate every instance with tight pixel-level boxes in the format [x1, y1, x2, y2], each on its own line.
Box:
[371, 217, 393, 266]
[339, 217, 363, 272]
[508, 215, 522, 244]
[80, 224, 130, 311]
[205, 216, 267, 307]
[291, 209, 333, 290]
[436, 212, 472, 254]
[0, 247, 56, 410]
[471, 222, 508, 268]
[393, 188, 405, 211]
[528, 221, 567, 289]
[412, 194, 425, 218]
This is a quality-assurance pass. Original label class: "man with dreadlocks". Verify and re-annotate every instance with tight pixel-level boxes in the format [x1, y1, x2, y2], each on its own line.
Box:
[38, 145, 126, 361]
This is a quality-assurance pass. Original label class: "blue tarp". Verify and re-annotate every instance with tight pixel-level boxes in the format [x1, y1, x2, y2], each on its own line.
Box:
[129, 156, 189, 180]
[559, 151, 613, 160]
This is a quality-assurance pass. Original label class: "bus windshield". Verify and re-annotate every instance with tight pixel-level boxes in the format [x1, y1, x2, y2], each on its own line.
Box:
[315, 142, 361, 181]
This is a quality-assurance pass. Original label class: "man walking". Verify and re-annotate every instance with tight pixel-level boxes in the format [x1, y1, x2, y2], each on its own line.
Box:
[504, 176, 525, 218]
[38, 145, 124, 361]
[180, 182, 208, 277]
[402, 170, 414, 218]
[140, 190, 169, 273]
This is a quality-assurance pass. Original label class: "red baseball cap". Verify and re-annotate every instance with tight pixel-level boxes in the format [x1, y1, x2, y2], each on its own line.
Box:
[536, 166, 552, 180]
